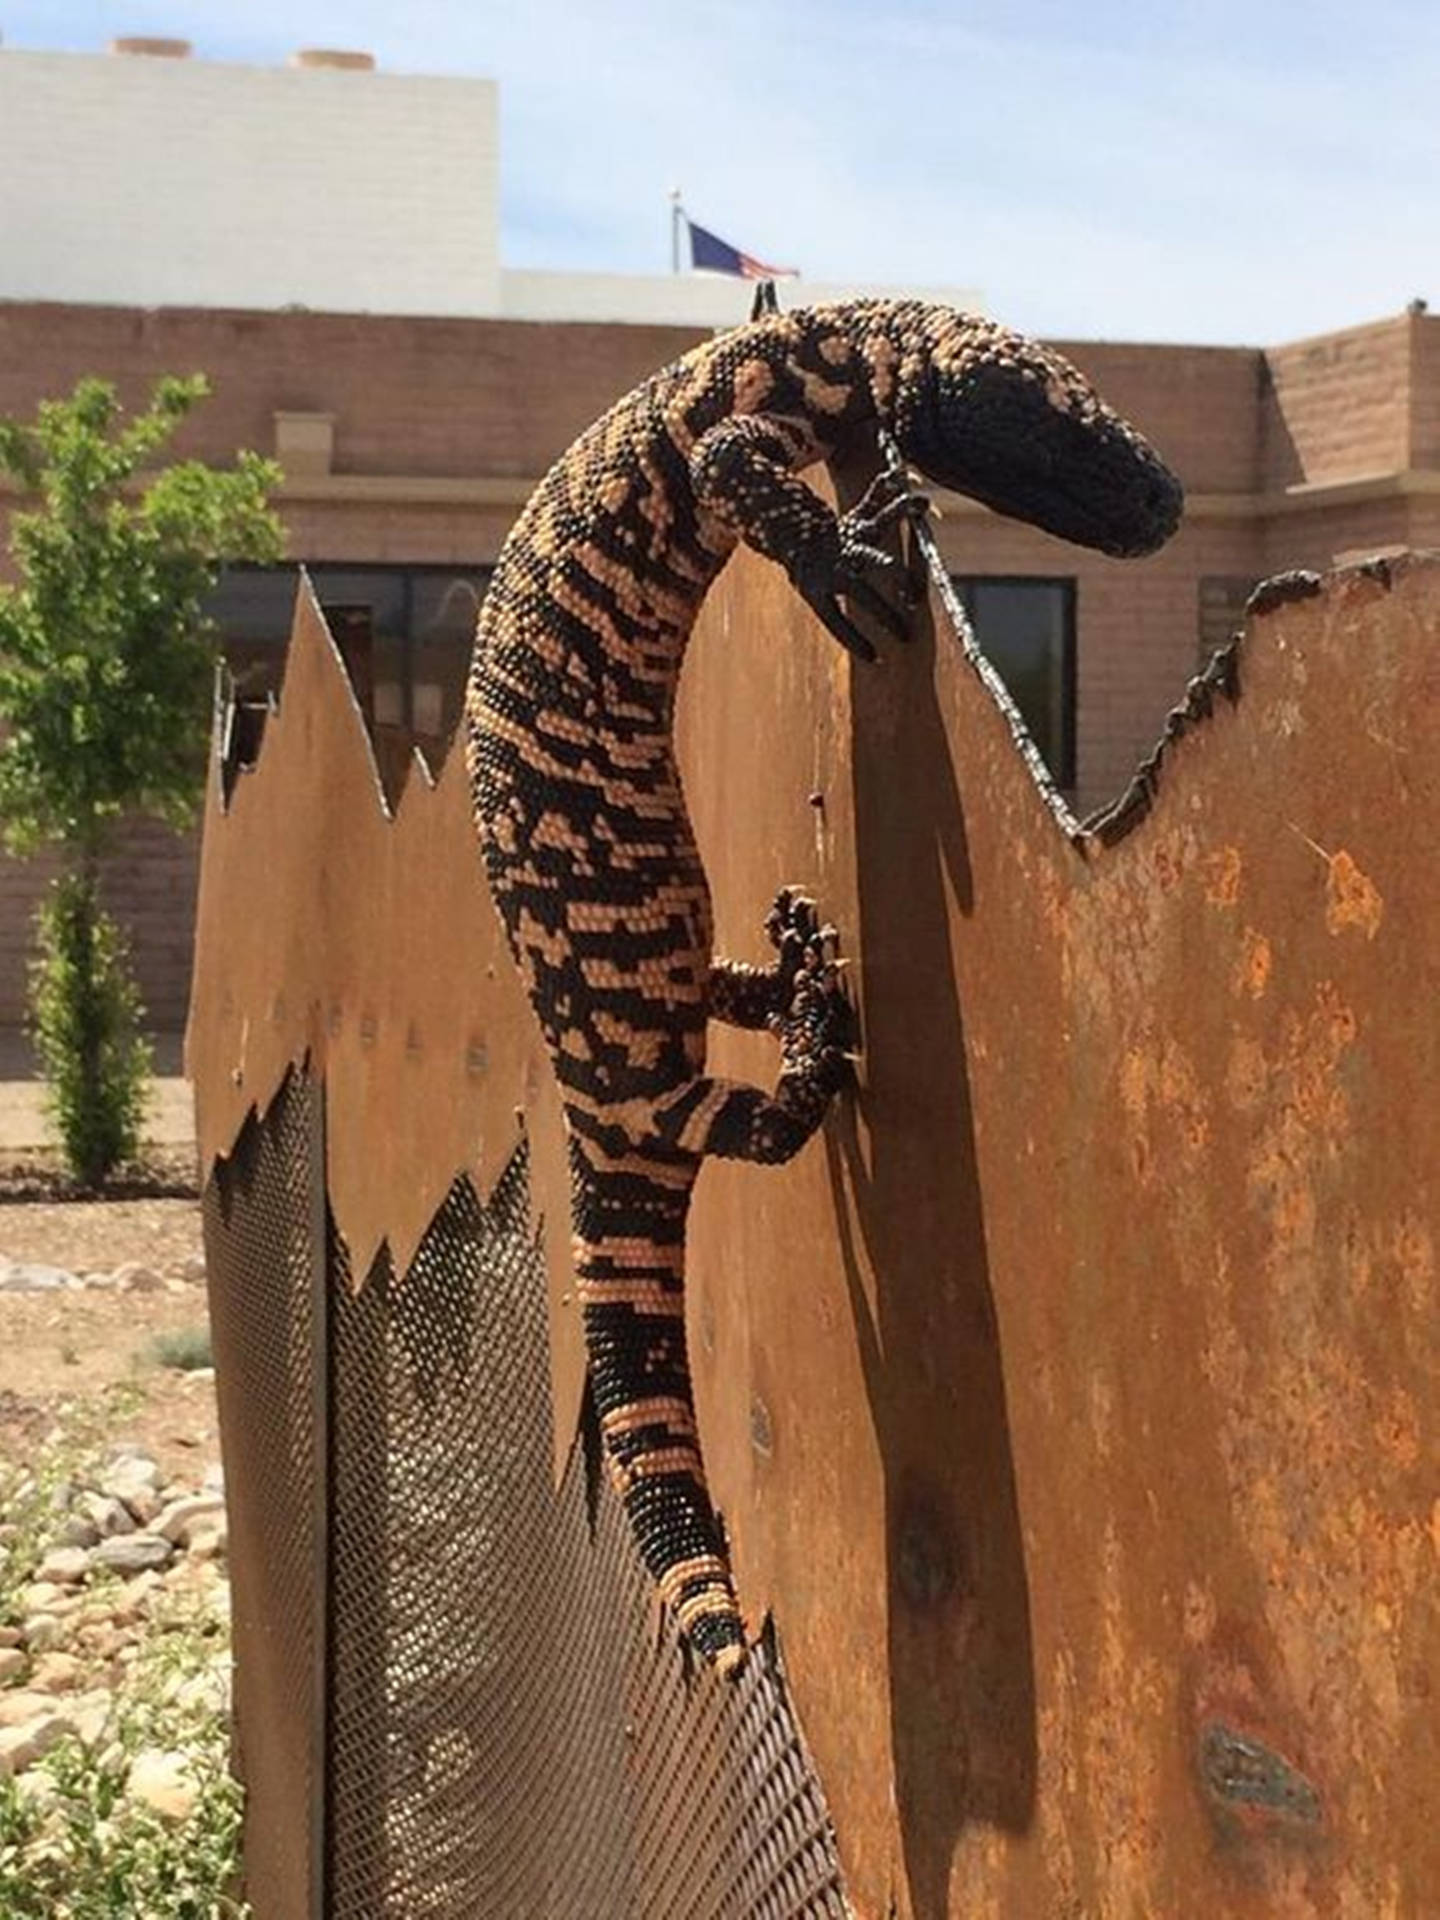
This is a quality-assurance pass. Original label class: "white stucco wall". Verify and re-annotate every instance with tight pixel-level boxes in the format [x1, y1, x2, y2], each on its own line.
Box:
[501, 269, 984, 327]
[0, 49, 502, 316]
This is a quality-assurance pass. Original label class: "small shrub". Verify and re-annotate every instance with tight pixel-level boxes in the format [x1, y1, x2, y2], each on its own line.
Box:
[29, 867, 152, 1188]
[145, 1326, 214, 1373]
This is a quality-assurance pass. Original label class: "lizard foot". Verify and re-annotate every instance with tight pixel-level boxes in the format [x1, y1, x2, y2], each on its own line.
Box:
[764, 887, 858, 1088]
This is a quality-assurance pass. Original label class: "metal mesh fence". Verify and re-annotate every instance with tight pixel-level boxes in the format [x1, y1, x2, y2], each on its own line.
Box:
[203, 1069, 324, 1920]
[205, 1075, 850, 1918]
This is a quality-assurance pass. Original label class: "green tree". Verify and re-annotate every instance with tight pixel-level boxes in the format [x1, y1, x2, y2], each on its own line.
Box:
[0, 374, 282, 1185]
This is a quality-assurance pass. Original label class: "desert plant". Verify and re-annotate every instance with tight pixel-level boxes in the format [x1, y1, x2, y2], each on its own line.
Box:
[0, 374, 282, 1184]
[29, 867, 152, 1187]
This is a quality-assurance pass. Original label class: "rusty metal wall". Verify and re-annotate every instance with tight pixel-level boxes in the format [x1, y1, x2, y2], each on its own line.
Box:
[192, 527, 1440, 1918]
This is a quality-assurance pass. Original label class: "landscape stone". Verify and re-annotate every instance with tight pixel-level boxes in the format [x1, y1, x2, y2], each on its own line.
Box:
[127, 1746, 199, 1820]
[78, 1491, 135, 1538]
[89, 1533, 173, 1575]
[69, 1690, 113, 1745]
[0, 1714, 69, 1777]
[109, 1570, 164, 1622]
[53, 1511, 102, 1550]
[21, 1615, 64, 1653]
[154, 1493, 226, 1546]
[0, 1690, 54, 1728]
[0, 1648, 26, 1684]
[112, 1262, 163, 1294]
[27, 1651, 84, 1694]
[187, 1520, 228, 1562]
[19, 1581, 66, 1614]
[38, 1545, 90, 1585]
[0, 1260, 74, 1293]
[0, 1625, 23, 1648]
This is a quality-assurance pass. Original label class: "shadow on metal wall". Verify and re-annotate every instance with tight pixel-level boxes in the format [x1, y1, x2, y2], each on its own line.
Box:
[189, 489, 1439, 1918]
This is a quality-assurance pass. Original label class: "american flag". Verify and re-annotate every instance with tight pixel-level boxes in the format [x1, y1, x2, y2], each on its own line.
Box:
[685, 216, 797, 281]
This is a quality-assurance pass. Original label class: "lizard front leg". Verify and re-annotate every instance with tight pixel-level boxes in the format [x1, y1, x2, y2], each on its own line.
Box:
[691, 412, 927, 660]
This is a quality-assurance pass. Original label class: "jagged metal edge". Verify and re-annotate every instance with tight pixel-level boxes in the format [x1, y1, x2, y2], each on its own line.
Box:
[878, 430, 1315, 855]
[877, 427, 1087, 844]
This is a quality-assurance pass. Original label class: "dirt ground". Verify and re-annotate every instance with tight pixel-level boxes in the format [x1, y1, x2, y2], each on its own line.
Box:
[0, 1192, 217, 1488]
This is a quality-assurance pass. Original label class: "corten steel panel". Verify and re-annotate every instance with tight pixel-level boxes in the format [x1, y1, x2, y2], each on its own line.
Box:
[189, 524, 1440, 1915]
[185, 575, 586, 1475]
[675, 536, 1440, 1917]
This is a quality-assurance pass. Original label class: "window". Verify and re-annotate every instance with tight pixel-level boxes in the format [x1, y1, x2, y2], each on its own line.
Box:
[206, 563, 493, 749]
[952, 577, 1076, 787]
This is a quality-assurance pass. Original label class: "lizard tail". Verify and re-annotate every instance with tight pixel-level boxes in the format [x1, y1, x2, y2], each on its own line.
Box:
[572, 1147, 747, 1678]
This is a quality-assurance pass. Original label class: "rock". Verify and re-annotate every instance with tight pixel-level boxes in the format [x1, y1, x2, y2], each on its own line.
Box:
[88, 1533, 173, 1575]
[37, 1546, 90, 1585]
[174, 1659, 231, 1716]
[98, 1456, 163, 1525]
[187, 1520, 227, 1562]
[180, 1254, 208, 1285]
[108, 1571, 164, 1622]
[153, 1494, 225, 1546]
[0, 1625, 22, 1649]
[71, 1691, 113, 1746]
[0, 1648, 26, 1684]
[0, 1690, 55, 1728]
[112, 1262, 163, 1294]
[19, 1581, 66, 1615]
[0, 1714, 69, 1776]
[127, 1747, 199, 1821]
[27, 1652, 84, 1694]
[52, 1511, 101, 1550]
[78, 1491, 134, 1538]
[202, 1462, 224, 1494]
[0, 1260, 74, 1293]
[21, 1615, 65, 1654]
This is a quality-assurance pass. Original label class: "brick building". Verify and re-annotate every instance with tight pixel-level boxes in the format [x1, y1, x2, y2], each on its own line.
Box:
[0, 43, 1437, 1039]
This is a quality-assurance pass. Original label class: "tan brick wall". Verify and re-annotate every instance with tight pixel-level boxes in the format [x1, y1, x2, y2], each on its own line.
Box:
[1261, 316, 1412, 489]
[0, 818, 198, 1034]
[1409, 313, 1440, 473]
[0, 303, 707, 495]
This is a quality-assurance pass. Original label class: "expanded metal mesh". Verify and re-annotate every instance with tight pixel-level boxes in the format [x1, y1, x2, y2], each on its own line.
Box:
[203, 1070, 323, 1920]
[328, 1143, 849, 1919]
[206, 1075, 849, 1917]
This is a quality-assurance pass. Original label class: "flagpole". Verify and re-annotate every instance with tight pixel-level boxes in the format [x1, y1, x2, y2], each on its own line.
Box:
[669, 188, 683, 274]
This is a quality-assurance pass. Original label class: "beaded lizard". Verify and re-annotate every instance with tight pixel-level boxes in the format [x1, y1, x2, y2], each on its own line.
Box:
[465, 298, 1181, 1677]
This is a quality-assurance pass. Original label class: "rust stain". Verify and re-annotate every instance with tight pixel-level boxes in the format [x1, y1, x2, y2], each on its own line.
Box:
[1203, 845, 1243, 907]
[1325, 848, 1384, 939]
[1234, 926, 1273, 998]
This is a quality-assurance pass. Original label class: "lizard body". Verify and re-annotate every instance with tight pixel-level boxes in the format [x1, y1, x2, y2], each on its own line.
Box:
[465, 299, 1181, 1676]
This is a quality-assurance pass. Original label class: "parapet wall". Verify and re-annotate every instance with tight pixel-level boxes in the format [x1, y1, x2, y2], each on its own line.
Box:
[188, 514, 1440, 1917]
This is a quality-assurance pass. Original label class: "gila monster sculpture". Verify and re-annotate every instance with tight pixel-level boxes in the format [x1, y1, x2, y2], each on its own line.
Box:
[465, 298, 1182, 1676]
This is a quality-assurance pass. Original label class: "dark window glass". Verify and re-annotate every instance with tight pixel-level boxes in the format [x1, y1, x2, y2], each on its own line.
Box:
[953, 577, 1076, 787]
[205, 563, 493, 747]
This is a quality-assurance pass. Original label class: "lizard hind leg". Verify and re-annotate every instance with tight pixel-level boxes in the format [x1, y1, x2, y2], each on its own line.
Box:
[687, 888, 856, 1163]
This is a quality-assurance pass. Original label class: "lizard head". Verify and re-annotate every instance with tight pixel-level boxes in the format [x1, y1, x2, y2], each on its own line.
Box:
[891, 318, 1183, 559]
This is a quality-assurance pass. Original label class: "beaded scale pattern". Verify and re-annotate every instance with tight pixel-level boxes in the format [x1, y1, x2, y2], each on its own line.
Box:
[465, 298, 1182, 1675]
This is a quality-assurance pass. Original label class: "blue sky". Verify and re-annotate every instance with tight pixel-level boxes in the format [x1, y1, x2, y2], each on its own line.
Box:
[4, 0, 1436, 344]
